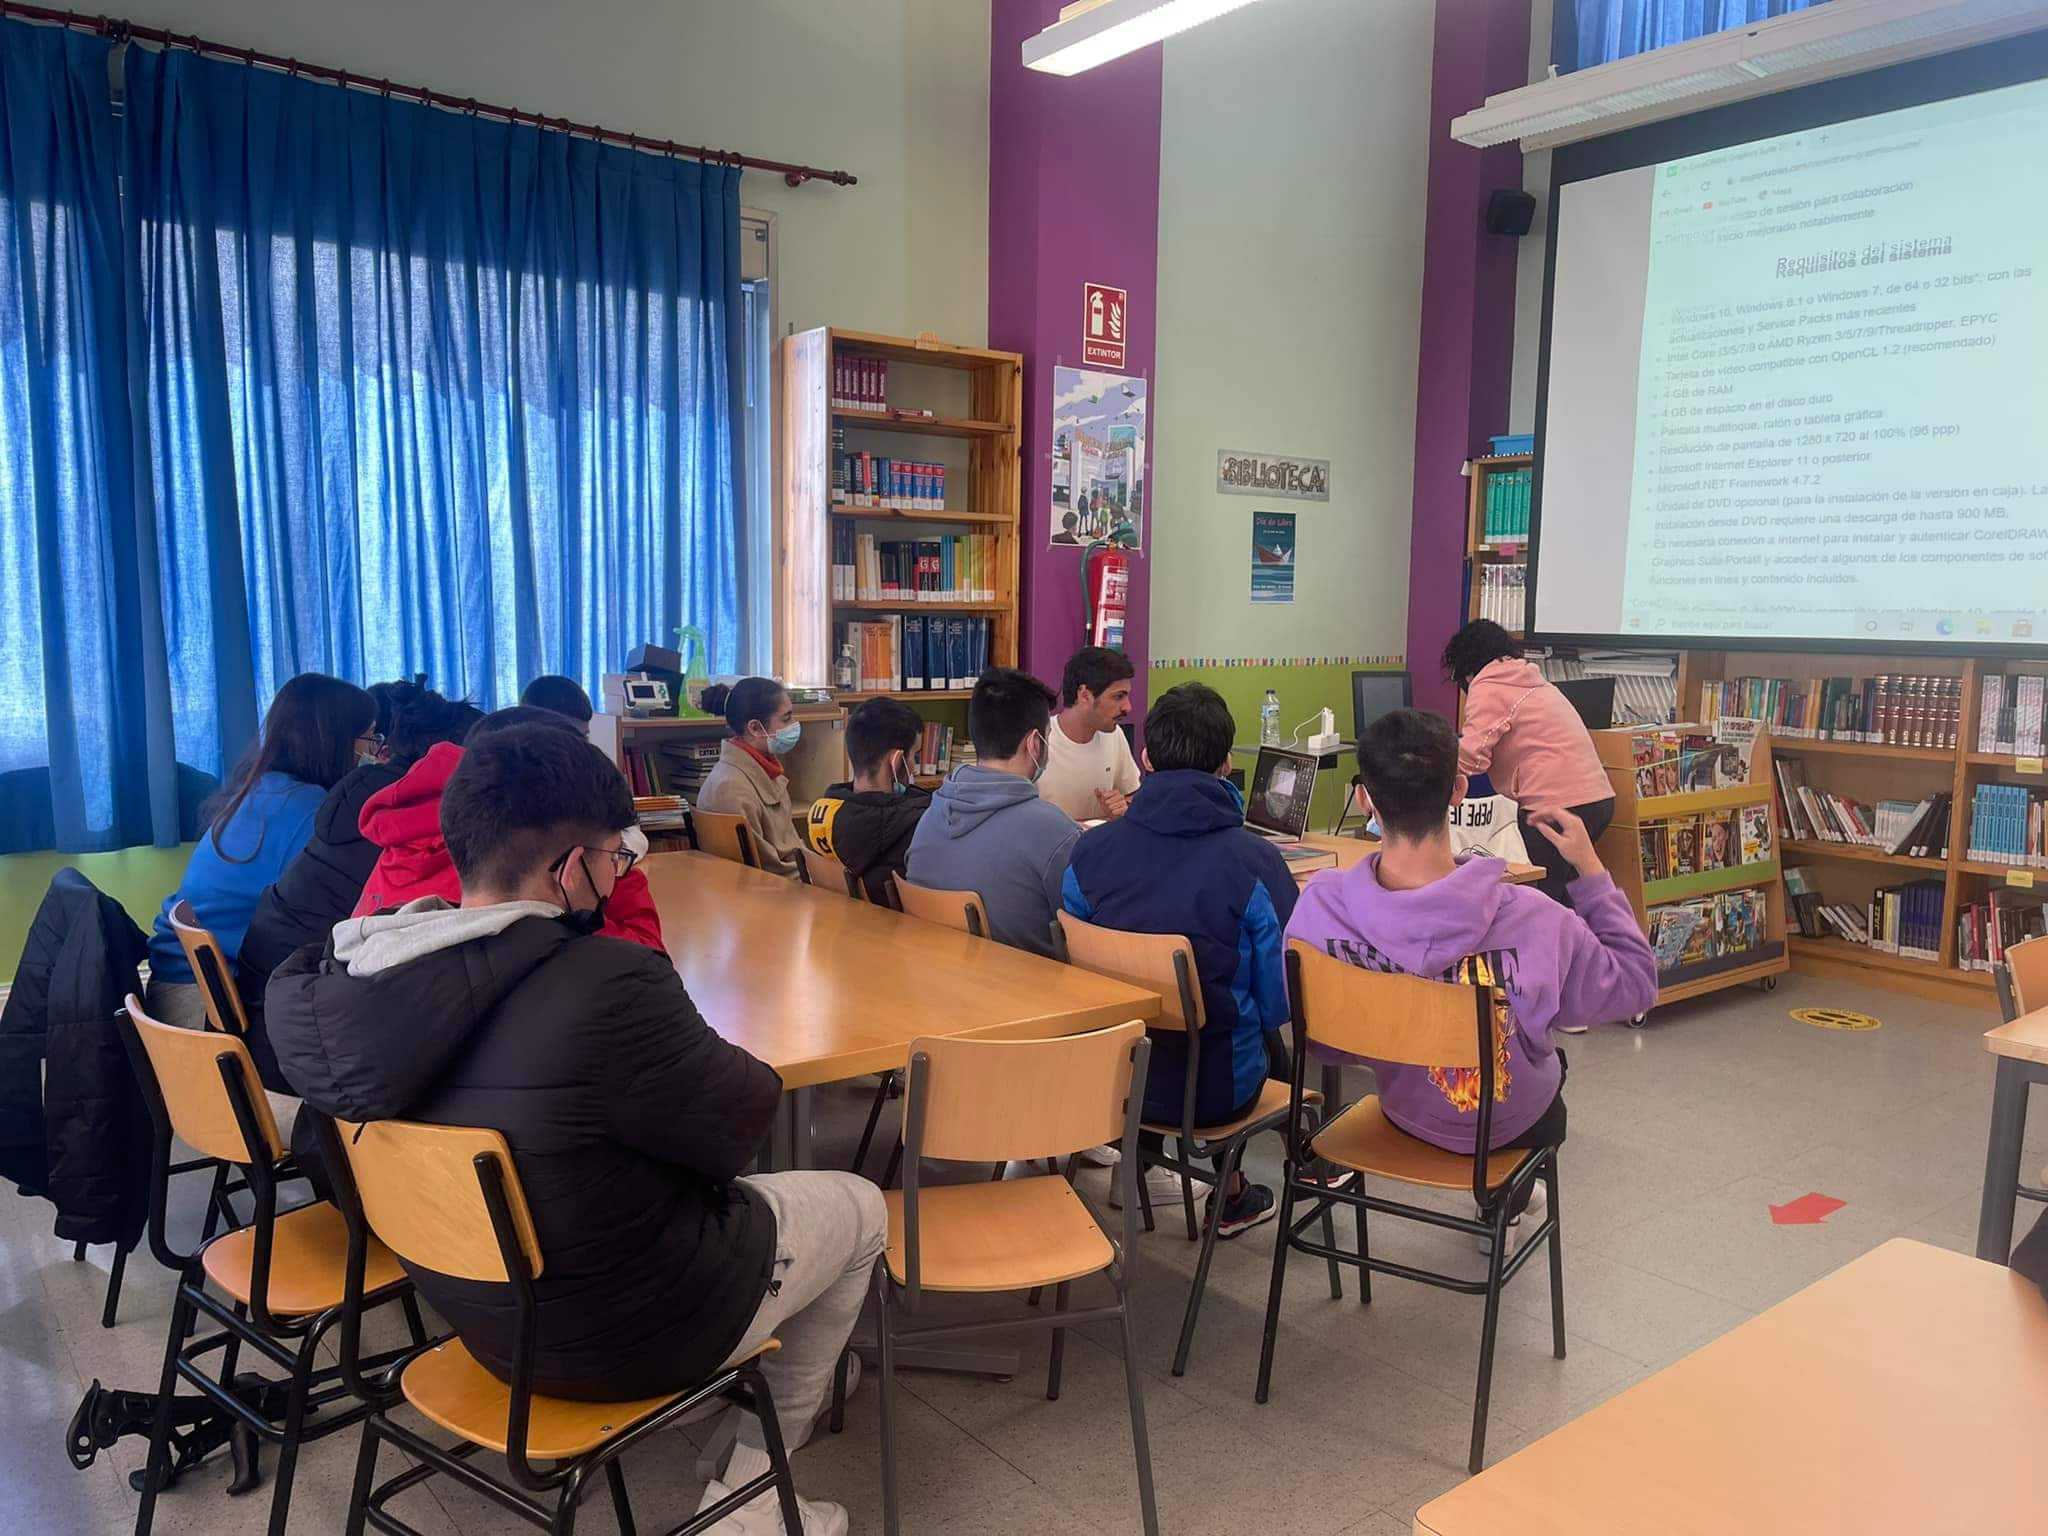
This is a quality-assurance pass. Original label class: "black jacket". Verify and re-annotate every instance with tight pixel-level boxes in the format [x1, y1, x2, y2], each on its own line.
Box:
[805, 782, 931, 903]
[0, 869, 150, 1248]
[266, 911, 783, 1400]
[235, 760, 404, 1086]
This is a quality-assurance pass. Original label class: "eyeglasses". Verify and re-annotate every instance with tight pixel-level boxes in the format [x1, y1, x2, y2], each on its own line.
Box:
[355, 730, 386, 750]
[552, 844, 640, 879]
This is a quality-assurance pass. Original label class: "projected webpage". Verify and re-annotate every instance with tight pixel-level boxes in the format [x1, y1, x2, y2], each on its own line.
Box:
[1538, 75, 2048, 646]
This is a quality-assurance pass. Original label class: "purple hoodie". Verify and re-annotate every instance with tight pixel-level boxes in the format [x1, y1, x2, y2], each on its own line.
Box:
[1285, 854, 1657, 1152]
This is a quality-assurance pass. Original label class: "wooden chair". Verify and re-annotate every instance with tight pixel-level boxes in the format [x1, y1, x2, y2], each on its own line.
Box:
[796, 841, 860, 898]
[1255, 943, 1565, 1475]
[890, 874, 990, 937]
[167, 899, 253, 1035]
[324, 1114, 803, 1536]
[869, 1021, 1158, 1535]
[2005, 931, 2048, 1016]
[120, 997, 420, 1536]
[1052, 912, 1323, 1376]
[1978, 929, 2048, 1263]
[691, 809, 758, 868]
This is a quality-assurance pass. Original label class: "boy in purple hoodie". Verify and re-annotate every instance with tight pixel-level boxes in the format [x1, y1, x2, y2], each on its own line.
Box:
[1286, 709, 1656, 1224]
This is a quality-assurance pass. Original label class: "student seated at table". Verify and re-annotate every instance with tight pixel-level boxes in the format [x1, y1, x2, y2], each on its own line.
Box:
[1061, 683, 1294, 1234]
[235, 682, 482, 1079]
[805, 697, 931, 903]
[520, 673, 594, 731]
[697, 678, 805, 879]
[145, 673, 377, 1030]
[1286, 709, 1656, 1232]
[1037, 644, 1141, 823]
[351, 706, 665, 950]
[907, 667, 1080, 956]
[268, 723, 881, 1535]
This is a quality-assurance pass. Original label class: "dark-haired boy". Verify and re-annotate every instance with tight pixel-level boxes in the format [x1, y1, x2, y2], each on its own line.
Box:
[906, 667, 1080, 956]
[269, 722, 879, 1535]
[1060, 682, 1294, 1233]
[805, 697, 931, 902]
[1038, 645, 1141, 823]
[1286, 708, 1656, 1233]
[519, 673, 595, 730]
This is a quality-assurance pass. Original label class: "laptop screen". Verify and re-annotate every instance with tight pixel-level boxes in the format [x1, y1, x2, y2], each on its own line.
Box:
[1246, 747, 1318, 839]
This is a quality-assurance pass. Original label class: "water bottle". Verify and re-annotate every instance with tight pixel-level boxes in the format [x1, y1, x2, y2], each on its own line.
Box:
[1260, 689, 1281, 747]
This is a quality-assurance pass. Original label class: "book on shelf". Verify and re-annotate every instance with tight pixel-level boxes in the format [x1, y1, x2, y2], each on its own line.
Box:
[1976, 674, 2046, 756]
[836, 615, 992, 694]
[1626, 727, 1748, 797]
[1956, 886, 2048, 971]
[1967, 782, 2048, 866]
[1640, 806, 1773, 880]
[1771, 757, 1949, 857]
[1699, 673, 1961, 747]
[1481, 466, 1530, 544]
[1868, 879, 1946, 960]
[1645, 887, 1768, 975]
[914, 720, 957, 777]
[1476, 562, 1525, 630]
[833, 447, 948, 511]
[833, 353, 889, 412]
[834, 531, 997, 604]
[621, 739, 723, 802]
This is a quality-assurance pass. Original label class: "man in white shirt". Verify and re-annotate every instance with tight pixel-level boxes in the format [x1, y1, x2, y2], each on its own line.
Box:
[1037, 645, 1142, 822]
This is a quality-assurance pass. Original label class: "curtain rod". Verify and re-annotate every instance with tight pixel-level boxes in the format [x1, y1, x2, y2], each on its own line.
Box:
[0, 0, 859, 187]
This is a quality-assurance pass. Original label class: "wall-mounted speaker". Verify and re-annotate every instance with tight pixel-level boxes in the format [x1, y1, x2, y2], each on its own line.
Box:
[1485, 189, 1537, 237]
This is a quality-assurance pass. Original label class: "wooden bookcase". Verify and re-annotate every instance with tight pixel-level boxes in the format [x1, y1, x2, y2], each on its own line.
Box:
[1465, 453, 1532, 641]
[775, 327, 1023, 701]
[590, 705, 849, 815]
[1678, 648, 2048, 1007]
[1590, 727, 1790, 1007]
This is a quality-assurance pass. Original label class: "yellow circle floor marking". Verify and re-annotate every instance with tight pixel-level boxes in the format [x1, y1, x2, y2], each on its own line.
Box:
[1791, 1006, 1881, 1032]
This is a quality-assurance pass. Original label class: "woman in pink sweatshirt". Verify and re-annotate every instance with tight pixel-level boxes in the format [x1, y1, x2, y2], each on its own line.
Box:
[1447, 621, 1614, 906]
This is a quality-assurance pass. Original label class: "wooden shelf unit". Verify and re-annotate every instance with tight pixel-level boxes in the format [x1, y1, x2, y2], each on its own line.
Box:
[1590, 726, 1790, 1008]
[590, 705, 850, 811]
[1463, 454, 1532, 642]
[776, 327, 1022, 711]
[1678, 648, 2046, 1006]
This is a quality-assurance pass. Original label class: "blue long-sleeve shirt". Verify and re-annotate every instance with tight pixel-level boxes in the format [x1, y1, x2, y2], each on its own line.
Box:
[148, 771, 325, 984]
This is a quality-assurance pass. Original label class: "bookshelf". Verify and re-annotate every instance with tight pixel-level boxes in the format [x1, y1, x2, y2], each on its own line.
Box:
[1680, 648, 2048, 1006]
[1590, 727, 1789, 1009]
[775, 327, 1022, 706]
[590, 705, 849, 816]
[1465, 453, 1532, 641]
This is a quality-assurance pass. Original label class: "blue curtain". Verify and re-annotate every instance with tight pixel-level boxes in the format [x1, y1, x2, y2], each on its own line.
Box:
[121, 46, 747, 793]
[1557, 0, 1823, 73]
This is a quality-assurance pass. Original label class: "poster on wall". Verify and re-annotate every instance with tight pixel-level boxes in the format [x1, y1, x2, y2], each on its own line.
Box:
[1049, 365, 1147, 550]
[1251, 511, 1295, 604]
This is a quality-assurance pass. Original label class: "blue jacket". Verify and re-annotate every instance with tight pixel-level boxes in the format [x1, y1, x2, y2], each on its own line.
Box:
[906, 764, 1082, 957]
[1062, 770, 1297, 1125]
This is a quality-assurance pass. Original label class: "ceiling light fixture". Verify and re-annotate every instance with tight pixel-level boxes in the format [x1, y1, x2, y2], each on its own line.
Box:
[1022, 0, 1273, 77]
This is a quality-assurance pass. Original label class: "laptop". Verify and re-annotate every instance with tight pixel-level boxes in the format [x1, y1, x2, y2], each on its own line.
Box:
[1246, 746, 1319, 841]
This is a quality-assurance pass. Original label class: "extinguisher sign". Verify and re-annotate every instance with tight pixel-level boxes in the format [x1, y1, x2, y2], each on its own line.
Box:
[1082, 282, 1127, 368]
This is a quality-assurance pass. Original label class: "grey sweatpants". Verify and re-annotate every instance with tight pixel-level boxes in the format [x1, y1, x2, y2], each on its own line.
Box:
[717, 1171, 888, 1459]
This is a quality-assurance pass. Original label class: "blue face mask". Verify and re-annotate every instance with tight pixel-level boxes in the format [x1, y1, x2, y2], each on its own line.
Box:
[764, 720, 803, 757]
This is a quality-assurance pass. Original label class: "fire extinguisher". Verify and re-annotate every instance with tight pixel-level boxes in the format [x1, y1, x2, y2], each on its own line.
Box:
[1080, 520, 1138, 650]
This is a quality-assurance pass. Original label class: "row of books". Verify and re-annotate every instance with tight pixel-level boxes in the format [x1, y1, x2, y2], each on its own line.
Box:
[837, 615, 994, 693]
[831, 530, 998, 604]
[1646, 889, 1769, 974]
[1782, 868, 1945, 959]
[1475, 562, 1525, 632]
[1975, 674, 2048, 755]
[833, 353, 890, 412]
[911, 722, 963, 778]
[1638, 805, 1773, 885]
[832, 437, 950, 510]
[1771, 759, 1952, 855]
[1966, 783, 2048, 867]
[1628, 727, 1749, 799]
[1957, 889, 2047, 972]
[1697, 674, 1962, 748]
[1480, 466, 1532, 544]
[621, 739, 721, 801]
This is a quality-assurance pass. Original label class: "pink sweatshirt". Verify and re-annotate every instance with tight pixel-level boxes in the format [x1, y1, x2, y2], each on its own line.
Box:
[1456, 659, 1612, 814]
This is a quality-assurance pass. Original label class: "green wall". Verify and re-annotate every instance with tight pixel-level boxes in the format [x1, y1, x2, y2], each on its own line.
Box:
[0, 845, 192, 982]
[1148, 661, 1402, 833]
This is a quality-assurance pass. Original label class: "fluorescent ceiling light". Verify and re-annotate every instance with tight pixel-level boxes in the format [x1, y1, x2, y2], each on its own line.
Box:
[1023, 0, 1272, 77]
[1450, 0, 2048, 150]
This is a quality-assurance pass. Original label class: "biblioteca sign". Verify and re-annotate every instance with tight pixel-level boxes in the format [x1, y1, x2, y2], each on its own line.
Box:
[1217, 450, 1329, 503]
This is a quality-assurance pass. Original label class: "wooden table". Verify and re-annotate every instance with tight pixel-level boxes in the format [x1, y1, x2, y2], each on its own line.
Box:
[1977, 1005, 2048, 1262]
[1413, 1239, 2048, 1536]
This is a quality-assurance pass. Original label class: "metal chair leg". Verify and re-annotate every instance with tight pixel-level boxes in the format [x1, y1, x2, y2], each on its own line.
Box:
[605, 1457, 637, 1536]
[876, 1272, 901, 1536]
[1046, 1281, 1072, 1400]
[1255, 1166, 1300, 1404]
[133, 1286, 194, 1536]
[72, 1239, 87, 1261]
[548, 1464, 583, 1535]
[1136, 1149, 1157, 1233]
[1545, 1157, 1566, 1360]
[401, 1292, 428, 1347]
[1177, 1137, 1199, 1241]
[829, 1350, 850, 1434]
[1317, 1166, 1342, 1300]
[881, 1140, 904, 1190]
[1354, 1192, 1371, 1306]
[201, 1162, 233, 1241]
[747, 1365, 805, 1536]
[264, 1330, 322, 1536]
[1172, 1136, 1244, 1377]
[343, 1419, 380, 1536]
[852, 1073, 895, 1176]
[101, 1245, 127, 1329]
[1115, 1283, 1160, 1536]
[1469, 1202, 1511, 1475]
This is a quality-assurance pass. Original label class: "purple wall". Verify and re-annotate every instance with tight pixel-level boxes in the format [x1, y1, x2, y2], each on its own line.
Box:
[988, 0, 1163, 698]
[1405, 0, 1529, 719]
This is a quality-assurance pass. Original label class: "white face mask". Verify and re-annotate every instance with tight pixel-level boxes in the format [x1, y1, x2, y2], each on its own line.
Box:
[1026, 730, 1048, 784]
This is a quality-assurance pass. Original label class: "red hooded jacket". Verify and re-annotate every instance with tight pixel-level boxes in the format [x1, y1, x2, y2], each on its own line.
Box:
[350, 743, 666, 951]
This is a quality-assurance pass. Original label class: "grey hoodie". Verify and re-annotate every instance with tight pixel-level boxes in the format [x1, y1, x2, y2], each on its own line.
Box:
[905, 764, 1082, 956]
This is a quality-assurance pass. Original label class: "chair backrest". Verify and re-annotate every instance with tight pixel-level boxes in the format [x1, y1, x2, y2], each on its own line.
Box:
[125, 993, 283, 1164]
[692, 809, 758, 868]
[1054, 912, 1202, 1033]
[891, 875, 989, 938]
[797, 841, 859, 899]
[335, 1117, 543, 1283]
[2008, 932, 2048, 1015]
[1285, 940, 1487, 1068]
[907, 1020, 1146, 1164]
[167, 899, 251, 1035]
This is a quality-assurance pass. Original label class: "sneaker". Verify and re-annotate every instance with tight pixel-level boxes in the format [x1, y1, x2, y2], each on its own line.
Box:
[695, 1478, 848, 1536]
[1077, 1143, 1121, 1168]
[1555, 1022, 1590, 1035]
[1207, 1181, 1277, 1239]
[1475, 1181, 1547, 1255]
[1107, 1163, 1190, 1210]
